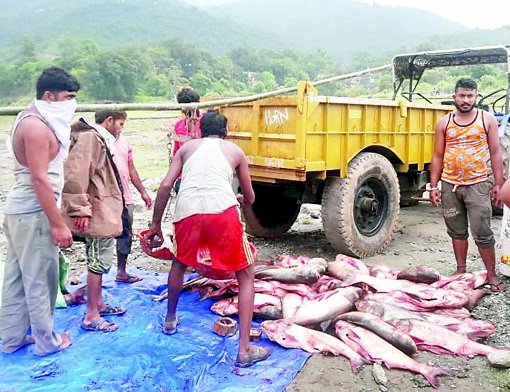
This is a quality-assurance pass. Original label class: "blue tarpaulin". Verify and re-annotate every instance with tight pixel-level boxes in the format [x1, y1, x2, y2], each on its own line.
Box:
[0, 269, 310, 391]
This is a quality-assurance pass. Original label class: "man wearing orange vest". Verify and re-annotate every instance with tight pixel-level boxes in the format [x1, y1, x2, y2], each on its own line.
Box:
[429, 78, 506, 291]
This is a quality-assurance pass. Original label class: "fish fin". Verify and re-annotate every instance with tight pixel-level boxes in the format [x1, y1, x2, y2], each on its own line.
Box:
[339, 273, 359, 288]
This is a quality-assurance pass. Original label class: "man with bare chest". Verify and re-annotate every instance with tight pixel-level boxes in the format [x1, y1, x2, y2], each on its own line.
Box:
[0, 67, 80, 356]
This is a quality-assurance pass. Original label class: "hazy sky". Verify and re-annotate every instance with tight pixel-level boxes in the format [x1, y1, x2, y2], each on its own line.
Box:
[358, 0, 508, 29]
[185, 0, 508, 30]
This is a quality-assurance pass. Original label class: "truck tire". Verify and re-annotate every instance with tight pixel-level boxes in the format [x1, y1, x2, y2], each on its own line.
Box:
[321, 152, 400, 257]
[244, 184, 301, 238]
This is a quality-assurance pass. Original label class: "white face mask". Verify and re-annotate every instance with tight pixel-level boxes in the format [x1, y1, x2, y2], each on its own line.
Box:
[34, 98, 77, 159]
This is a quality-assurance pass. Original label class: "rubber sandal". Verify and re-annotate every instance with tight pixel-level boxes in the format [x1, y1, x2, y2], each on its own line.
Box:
[484, 282, 508, 293]
[99, 304, 127, 316]
[236, 346, 271, 367]
[115, 275, 143, 283]
[162, 316, 179, 335]
[81, 317, 118, 333]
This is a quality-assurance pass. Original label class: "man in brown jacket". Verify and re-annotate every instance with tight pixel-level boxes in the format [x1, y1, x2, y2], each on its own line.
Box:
[62, 112, 126, 332]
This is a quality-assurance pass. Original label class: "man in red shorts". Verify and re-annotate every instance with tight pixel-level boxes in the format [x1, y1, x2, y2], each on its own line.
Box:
[145, 110, 270, 367]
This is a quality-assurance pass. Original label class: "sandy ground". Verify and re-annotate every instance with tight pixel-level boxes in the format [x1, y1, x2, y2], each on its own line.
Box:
[1, 115, 509, 391]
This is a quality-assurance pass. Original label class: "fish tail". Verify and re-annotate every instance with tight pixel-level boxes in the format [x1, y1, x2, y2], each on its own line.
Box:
[349, 357, 367, 374]
[422, 366, 451, 388]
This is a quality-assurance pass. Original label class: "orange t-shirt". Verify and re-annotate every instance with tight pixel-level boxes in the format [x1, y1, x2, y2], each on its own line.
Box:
[441, 109, 489, 186]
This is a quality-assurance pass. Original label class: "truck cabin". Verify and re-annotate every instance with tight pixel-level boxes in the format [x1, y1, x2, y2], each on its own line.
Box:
[392, 45, 510, 117]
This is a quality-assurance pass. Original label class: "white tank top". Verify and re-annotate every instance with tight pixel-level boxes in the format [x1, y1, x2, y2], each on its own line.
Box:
[5, 112, 64, 215]
[174, 138, 238, 222]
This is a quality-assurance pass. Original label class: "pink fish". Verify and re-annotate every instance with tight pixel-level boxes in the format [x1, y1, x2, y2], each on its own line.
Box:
[334, 254, 370, 274]
[336, 311, 417, 356]
[335, 320, 449, 388]
[430, 307, 471, 319]
[261, 319, 367, 373]
[311, 275, 343, 293]
[342, 273, 468, 304]
[229, 279, 287, 298]
[355, 300, 493, 340]
[327, 258, 370, 281]
[211, 293, 281, 316]
[267, 281, 316, 300]
[364, 290, 468, 311]
[389, 318, 507, 360]
[369, 264, 398, 279]
[282, 292, 303, 319]
[431, 271, 487, 290]
[277, 254, 310, 268]
[290, 287, 361, 326]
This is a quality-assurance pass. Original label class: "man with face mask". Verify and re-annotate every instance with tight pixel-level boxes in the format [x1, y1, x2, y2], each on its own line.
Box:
[429, 78, 506, 292]
[62, 111, 127, 332]
[1, 67, 79, 356]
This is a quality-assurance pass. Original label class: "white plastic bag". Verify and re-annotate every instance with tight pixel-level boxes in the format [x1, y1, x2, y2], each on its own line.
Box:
[499, 205, 510, 277]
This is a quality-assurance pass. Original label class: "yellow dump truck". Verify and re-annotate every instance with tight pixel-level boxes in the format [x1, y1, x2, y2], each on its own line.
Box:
[222, 82, 449, 257]
[222, 45, 510, 258]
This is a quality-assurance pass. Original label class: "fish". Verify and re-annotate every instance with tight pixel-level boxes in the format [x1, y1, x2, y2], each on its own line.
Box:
[363, 290, 468, 311]
[267, 281, 316, 300]
[336, 311, 417, 356]
[355, 300, 494, 340]
[255, 266, 320, 284]
[327, 256, 370, 281]
[211, 293, 281, 316]
[228, 279, 288, 299]
[282, 292, 303, 319]
[261, 319, 367, 373]
[278, 254, 311, 268]
[311, 275, 343, 293]
[430, 271, 487, 290]
[256, 305, 283, 319]
[334, 254, 370, 274]
[389, 318, 510, 363]
[341, 273, 468, 304]
[290, 287, 361, 326]
[334, 320, 449, 388]
[369, 264, 398, 279]
[397, 266, 441, 284]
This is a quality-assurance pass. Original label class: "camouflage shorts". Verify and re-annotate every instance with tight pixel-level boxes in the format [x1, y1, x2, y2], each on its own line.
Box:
[85, 237, 115, 274]
[441, 181, 494, 248]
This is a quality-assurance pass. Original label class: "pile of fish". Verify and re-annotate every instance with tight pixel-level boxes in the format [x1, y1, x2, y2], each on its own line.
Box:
[157, 254, 510, 388]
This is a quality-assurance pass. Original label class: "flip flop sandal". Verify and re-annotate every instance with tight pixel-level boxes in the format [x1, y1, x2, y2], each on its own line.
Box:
[99, 304, 127, 316]
[236, 346, 271, 367]
[81, 317, 118, 333]
[115, 275, 143, 283]
[162, 316, 179, 335]
[484, 283, 508, 293]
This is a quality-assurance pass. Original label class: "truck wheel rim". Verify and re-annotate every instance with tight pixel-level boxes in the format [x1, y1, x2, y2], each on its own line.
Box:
[354, 178, 388, 236]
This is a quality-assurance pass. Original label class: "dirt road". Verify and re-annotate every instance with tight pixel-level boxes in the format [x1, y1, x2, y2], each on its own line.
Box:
[0, 115, 508, 391]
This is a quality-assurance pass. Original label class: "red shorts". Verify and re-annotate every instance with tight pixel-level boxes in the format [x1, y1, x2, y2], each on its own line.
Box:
[174, 205, 254, 272]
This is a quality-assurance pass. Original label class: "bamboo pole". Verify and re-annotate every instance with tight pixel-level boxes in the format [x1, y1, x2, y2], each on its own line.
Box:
[0, 64, 391, 116]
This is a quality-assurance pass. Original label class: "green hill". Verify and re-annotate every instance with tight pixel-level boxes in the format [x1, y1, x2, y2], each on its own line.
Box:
[0, 0, 286, 60]
[205, 0, 473, 58]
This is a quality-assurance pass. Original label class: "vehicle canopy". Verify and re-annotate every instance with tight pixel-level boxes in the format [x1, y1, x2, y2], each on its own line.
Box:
[392, 45, 510, 114]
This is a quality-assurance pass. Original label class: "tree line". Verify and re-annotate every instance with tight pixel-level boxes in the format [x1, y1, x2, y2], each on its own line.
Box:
[0, 37, 507, 108]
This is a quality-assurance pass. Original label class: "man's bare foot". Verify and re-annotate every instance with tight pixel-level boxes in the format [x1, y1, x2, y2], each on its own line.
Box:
[451, 268, 467, 276]
[58, 332, 72, 351]
[64, 286, 87, 306]
[236, 345, 271, 367]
